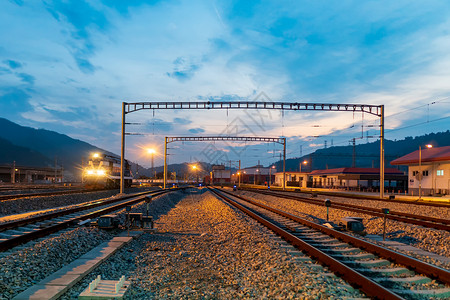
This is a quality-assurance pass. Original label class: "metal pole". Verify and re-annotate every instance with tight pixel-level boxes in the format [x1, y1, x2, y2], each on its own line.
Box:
[12, 161, 15, 184]
[238, 160, 241, 188]
[383, 214, 387, 241]
[380, 105, 385, 199]
[283, 138, 286, 191]
[120, 102, 126, 194]
[164, 137, 167, 189]
[419, 146, 422, 200]
[151, 153, 154, 180]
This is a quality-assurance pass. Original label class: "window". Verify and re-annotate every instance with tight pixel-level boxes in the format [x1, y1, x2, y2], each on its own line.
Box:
[437, 170, 444, 176]
[422, 170, 428, 176]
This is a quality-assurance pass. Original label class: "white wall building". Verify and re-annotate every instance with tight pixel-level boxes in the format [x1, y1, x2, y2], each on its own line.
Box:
[391, 146, 450, 196]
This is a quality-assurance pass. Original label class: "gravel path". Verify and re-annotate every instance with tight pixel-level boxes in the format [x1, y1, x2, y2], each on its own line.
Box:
[63, 188, 364, 299]
[240, 190, 450, 270]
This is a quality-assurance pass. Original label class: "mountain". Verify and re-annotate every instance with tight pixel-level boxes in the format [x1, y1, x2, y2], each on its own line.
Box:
[0, 118, 104, 178]
[273, 130, 450, 172]
[0, 137, 54, 167]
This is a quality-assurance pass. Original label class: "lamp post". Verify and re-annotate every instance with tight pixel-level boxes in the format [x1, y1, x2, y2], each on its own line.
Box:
[255, 169, 259, 185]
[192, 165, 198, 184]
[237, 171, 241, 188]
[300, 160, 308, 172]
[269, 165, 275, 188]
[418, 144, 432, 200]
[147, 148, 155, 180]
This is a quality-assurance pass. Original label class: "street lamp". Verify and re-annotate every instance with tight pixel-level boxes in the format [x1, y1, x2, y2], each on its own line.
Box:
[269, 165, 275, 188]
[418, 144, 432, 200]
[147, 148, 156, 179]
[300, 160, 308, 172]
[237, 171, 241, 188]
[255, 169, 259, 185]
[192, 165, 198, 183]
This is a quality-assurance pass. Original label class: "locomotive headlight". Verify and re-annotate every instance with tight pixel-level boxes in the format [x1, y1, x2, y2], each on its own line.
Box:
[97, 169, 105, 176]
[87, 170, 94, 175]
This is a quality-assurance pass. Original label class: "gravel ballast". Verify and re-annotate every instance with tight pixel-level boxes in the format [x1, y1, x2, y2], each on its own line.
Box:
[240, 190, 450, 269]
[63, 188, 364, 299]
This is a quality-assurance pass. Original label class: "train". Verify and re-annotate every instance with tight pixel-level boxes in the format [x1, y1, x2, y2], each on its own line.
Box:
[82, 153, 133, 189]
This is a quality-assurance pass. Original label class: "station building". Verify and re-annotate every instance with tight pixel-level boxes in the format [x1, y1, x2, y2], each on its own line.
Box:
[274, 171, 309, 188]
[308, 167, 407, 192]
[391, 145, 450, 196]
[210, 165, 231, 184]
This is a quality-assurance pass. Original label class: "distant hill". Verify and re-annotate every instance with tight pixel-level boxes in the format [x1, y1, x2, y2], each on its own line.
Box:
[0, 137, 54, 167]
[1, 117, 449, 180]
[273, 130, 450, 172]
[0, 118, 105, 179]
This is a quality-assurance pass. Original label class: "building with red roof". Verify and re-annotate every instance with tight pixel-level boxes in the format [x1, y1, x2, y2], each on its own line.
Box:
[391, 146, 450, 196]
[307, 167, 406, 191]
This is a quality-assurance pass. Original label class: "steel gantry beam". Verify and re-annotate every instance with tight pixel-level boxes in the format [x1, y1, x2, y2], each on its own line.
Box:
[124, 101, 383, 117]
[121, 101, 385, 198]
[163, 136, 286, 190]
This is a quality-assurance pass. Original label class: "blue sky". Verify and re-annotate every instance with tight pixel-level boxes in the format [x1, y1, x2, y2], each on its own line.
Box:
[1, 0, 450, 169]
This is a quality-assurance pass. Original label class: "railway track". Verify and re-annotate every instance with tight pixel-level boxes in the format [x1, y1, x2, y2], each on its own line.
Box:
[0, 189, 182, 252]
[242, 189, 450, 231]
[245, 187, 450, 208]
[210, 187, 450, 299]
[0, 189, 91, 201]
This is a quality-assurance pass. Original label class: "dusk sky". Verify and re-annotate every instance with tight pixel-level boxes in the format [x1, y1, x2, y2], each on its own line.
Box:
[1, 0, 450, 169]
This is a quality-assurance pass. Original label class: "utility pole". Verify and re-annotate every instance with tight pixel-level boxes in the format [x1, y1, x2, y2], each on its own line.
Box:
[164, 137, 168, 189]
[283, 138, 286, 191]
[380, 105, 385, 199]
[54, 156, 57, 183]
[120, 102, 126, 194]
[12, 161, 16, 184]
[238, 160, 241, 188]
[352, 138, 356, 168]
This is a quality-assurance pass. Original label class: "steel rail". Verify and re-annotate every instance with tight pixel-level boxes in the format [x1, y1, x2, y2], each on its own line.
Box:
[0, 190, 156, 232]
[0, 189, 181, 251]
[250, 186, 450, 208]
[245, 189, 450, 231]
[209, 188, 403, 299]
[219, 188, 450, 285]
[0, 189, 90, 201]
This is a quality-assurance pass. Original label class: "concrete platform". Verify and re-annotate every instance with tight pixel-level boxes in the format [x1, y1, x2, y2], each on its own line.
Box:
[13, 234, 137, 300]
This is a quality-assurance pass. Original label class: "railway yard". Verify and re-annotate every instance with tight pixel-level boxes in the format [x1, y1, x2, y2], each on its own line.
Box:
[0, 186, 449, 299]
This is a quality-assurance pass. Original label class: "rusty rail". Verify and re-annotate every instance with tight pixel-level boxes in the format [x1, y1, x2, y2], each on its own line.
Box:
[209, 188, 404, 299]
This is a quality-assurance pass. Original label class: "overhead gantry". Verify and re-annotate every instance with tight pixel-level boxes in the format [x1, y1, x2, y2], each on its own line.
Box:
[120, 101, 384, 197]
[163, 136, 286, 189]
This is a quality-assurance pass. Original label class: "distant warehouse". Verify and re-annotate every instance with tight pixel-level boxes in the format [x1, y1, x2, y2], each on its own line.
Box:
[391, 145, 450, 196]
[0, 164, 62, 184]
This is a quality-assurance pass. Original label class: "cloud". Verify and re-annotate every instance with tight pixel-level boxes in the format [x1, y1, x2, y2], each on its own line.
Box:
[167, 57, 201, 82]
[44, 0, 110, 74]
[0, 88, 32, 117]
[17, 73, 35, 85]
[173, 117, 191, 125]
[3, 59, 22, 69]
[188, 128, 205, 134]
